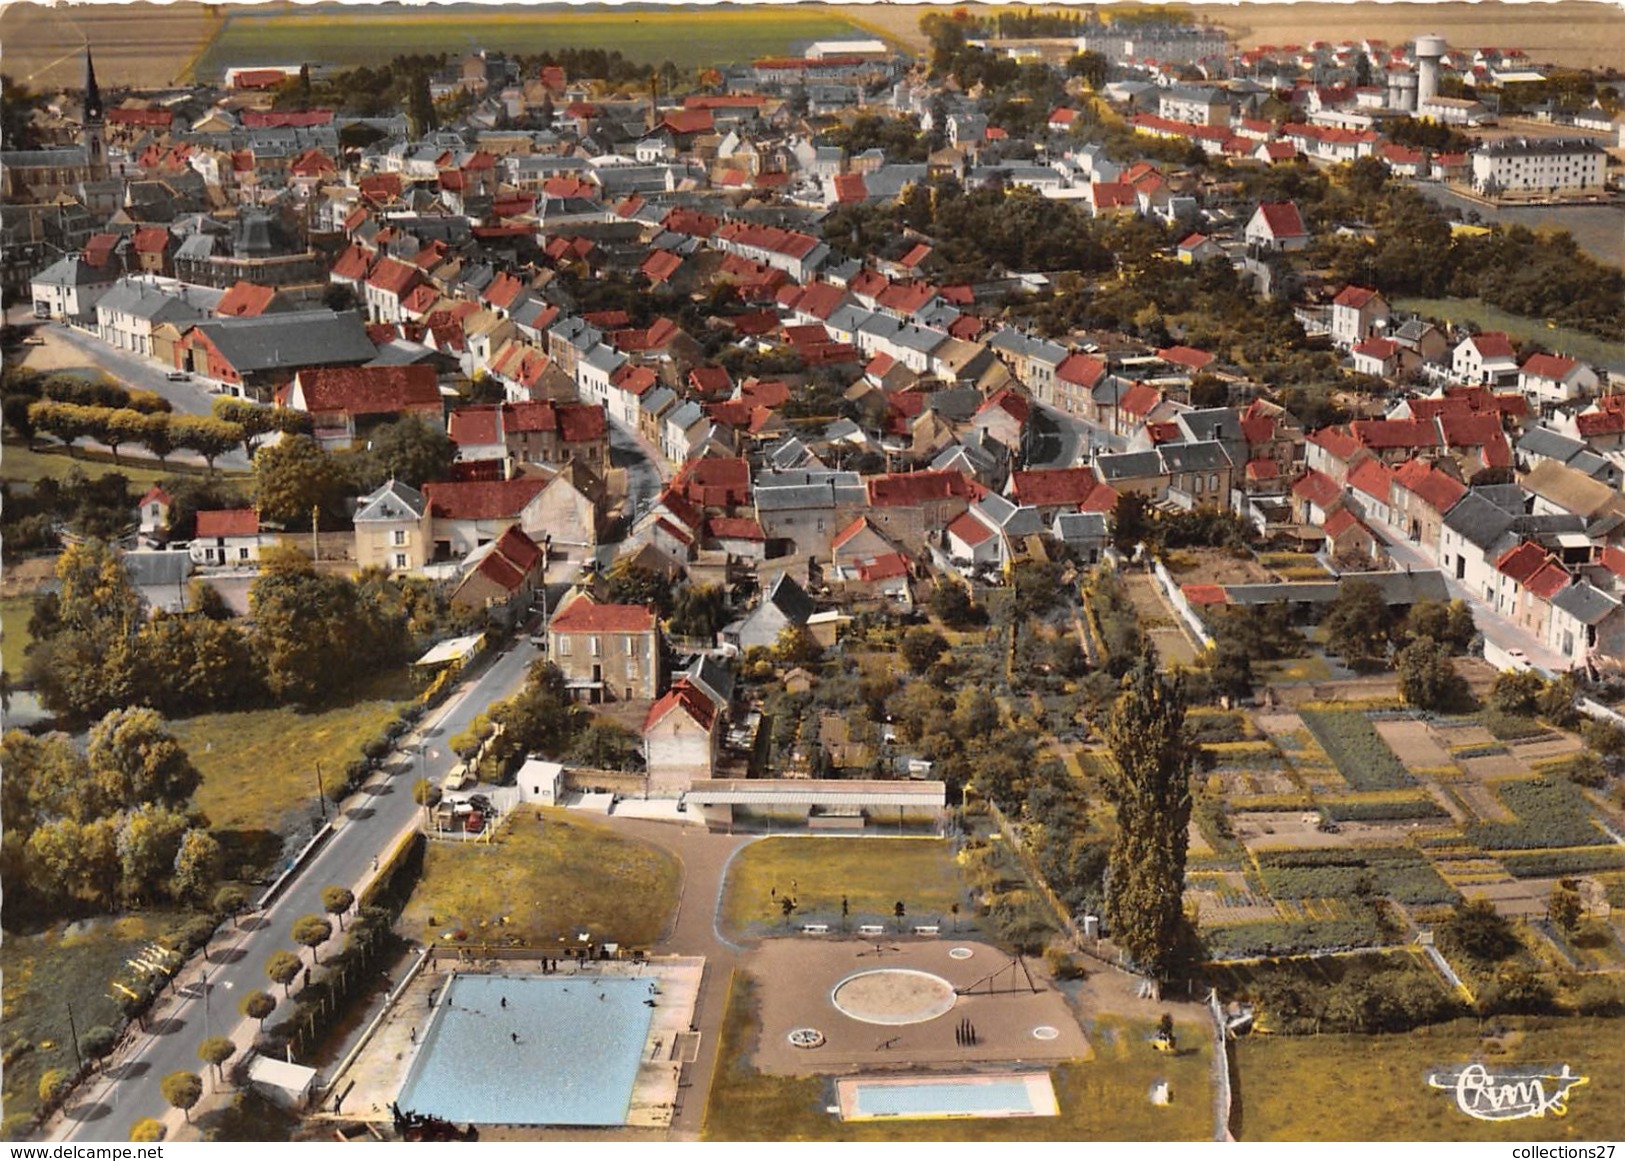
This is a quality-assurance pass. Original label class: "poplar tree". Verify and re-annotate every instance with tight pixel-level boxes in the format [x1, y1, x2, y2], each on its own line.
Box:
[1102, 648, 1193, 984]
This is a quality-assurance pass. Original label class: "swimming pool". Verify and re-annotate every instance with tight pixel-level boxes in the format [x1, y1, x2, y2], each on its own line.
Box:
[397, 974, 654, 1125]
[836, 1073, 1059, 1121]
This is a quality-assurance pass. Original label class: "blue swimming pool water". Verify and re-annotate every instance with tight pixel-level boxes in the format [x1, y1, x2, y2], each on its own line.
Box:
[851, 1078, 1037, 1118]
[397, 974, 654, 1125]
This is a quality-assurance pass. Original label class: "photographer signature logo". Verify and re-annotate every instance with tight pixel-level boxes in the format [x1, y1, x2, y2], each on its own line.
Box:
[1427, 1063, 1589, 1121]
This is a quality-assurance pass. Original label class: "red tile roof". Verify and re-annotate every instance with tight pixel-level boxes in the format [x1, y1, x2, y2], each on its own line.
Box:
[1182, 583, 1229, 606]
[1439, 413, 1512, 467]
[331, 242, 373, 282]
[1055, 352, 1106, 388]
[1010, 467, 1108, 508]
[1322, 507, 1367, 539]
[715, 221, 822, 260]
[1292, 468, 1343, 510]
[132, 226, 170, 254]
[1351, 418, 1441, 451]
[294, 365, 440, 417]
[1466, 331, 1517, 359]
[1496, 540, 1548, 585]
[947, 510, 995, 548]
[1526, 561, 1571, 602]
[857, 552, 911, 583]
[1117, 382, 1162, 419]
[1576, 409, 1625, 437]
[1333, 285, 1382, 310]
[241, 109, 334, 128]
[644, 680, 716, 733]
[550, 599, 655, 634]
[1253, 200, 1307, 238]
[676, 457, 751, 507]
[977, 387, 1030, 425]
[704, 516, 766, 542]
[447, 405, 503, 447]
[108, 106, 173, 128]
[867, 469, 976, 508]
[1246, 458, 1281, 481]
[1157, 345, 1215, 371]
[1392, 458, 1467, 514]
[424, 477, 549, 522]
[1347, 456, 1394, 501]
[1521, 352, 1579, 381]
[366, 257, 421, 296]
[216, 281, 276, 318]
[195, 508, 259, 538]
[641, 250, 684, 285]
[1597, 545, 1625, 578]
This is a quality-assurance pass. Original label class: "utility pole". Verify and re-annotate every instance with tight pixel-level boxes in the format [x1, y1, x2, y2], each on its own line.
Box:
[315, 762, 328, 821]
[65, 1002, 83, 1071]
[311, 504, 319, 562]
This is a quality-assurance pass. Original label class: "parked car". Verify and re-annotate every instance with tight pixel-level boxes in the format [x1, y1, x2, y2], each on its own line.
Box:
[165, 370, 190, 381]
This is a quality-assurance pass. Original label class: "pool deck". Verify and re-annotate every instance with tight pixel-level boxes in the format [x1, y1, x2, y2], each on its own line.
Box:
[319, 955, 705, 1130]
[748, 938, 1093, 1076]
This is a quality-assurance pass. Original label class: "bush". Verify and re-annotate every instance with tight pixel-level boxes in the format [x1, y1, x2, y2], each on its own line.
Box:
[1480, 708, 1547, 741]
[38, 1067, 72, 1106]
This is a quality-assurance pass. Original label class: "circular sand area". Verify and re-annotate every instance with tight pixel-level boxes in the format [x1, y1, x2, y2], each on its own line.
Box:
[830, 969, 957, 1025]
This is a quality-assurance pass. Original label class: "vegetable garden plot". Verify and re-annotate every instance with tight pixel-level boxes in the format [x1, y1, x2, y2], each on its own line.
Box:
[1300, 710, 1413, 791]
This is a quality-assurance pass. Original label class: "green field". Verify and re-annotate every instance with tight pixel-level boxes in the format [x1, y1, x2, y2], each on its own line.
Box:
[0, 442, 219, 490]
[1235, 1017, 1625, 1141]
[721, 836, 965, 939]
[1394, 297, 1625, 372]
[191, 5, 874, 77]
[1, 595, 34, 681]
[702, 972, 1211, 1141]
[0, 912, 190, 1132]
[398, 807, 680, 949]
[170, 674, 413, 849]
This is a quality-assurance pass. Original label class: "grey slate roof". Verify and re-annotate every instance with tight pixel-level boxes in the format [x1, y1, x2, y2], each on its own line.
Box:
[1053, 511, 1109, 544]
[187, 310, 374, 373]
[683, 654, 736, 710]
[1094, 449, 1165, 482]
[1551, 580, 1620, 625]
[1443, 491, 1519, 549]
[31, 254, 114, 288]
[354, 479, 427, 521]
[1224, 570, 1450, 606]
[1517, 427, 1587, 463]
[763, 571, 815, 625]
[1158, 440, 1233, 473]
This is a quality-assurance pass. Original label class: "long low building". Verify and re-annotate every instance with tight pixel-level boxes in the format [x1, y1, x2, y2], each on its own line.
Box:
[682, 779, 946, 830]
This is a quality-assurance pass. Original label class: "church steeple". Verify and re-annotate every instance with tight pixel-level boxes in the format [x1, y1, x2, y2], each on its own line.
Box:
[81, 46, 106, 173]
[84, 46, 104, 125]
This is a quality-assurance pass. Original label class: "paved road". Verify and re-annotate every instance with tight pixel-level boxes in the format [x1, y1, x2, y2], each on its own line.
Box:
[1030, 400, 1124, 468]
[599, 417, 669, 569]
[1374, 525, 1568, 674]
[53, 637, 542, 1143]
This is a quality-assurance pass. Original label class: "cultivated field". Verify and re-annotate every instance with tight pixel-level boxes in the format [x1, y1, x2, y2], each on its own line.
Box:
[189, 4, 875, 79]
[0, 1, 221, 90]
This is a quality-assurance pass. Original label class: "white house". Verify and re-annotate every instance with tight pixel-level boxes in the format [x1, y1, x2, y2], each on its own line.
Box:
[1519, 352, 1600, 408]
[1452, 331, 1521, 386]
[642, 680, 719, 795]
[190, 508, 268, 566]
[1329, 285, 1389, 349]
[1244, 201, 1310, 252]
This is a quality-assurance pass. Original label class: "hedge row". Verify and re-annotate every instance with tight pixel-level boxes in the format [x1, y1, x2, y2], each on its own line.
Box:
[1300, 709, 1413, 791]
[1322, 795, 1450, 823]
[1499, 847, 1625, 878]
[1203, 914, 1383, 959]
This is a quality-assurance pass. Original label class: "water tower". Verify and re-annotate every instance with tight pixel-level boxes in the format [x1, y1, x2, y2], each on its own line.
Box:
[1415, 35, 1448, 105]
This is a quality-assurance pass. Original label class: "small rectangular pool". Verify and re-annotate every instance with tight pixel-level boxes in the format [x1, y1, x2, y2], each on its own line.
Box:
[397, 973, 654, 1126]
[837, 1072, 1059, 1121]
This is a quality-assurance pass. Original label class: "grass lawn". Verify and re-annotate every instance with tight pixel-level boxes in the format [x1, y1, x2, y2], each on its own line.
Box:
[1, 441, 242, 489]
[399, 807, 679, 949]
[2, 595, 35, 680]
[1235, 1016, 1625, 1140]
[171, 672, 413, 843]
[702, 971, 1212, 1141]
[1394, 296, 1625, 372]
[720, 837, 965, 939]
[1256, 654, 1334, 683]
[192, 6, 872, 76]
[0, 912, 190, 1127]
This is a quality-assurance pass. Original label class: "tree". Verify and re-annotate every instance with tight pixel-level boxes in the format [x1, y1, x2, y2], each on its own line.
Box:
[1489, 669, 1545, 717]
[102, 408, 150, 463]
[211, 397, 280, 458]
[1548, 879, 1583, 934]
[240, 989, 276, 1029]
[773, 624, 822, 666]
[169, 414, 242, 473]
[1112, 490, 1154, 552]
[213, 884, 250, 924]
[81, 1024, 117, 1065]
[669, 583, 727, 640]
[1102, 649, 1193, 983]
[139, 413, 175, 463]
[1396, 636, 1471, 712]
[780, 894, 797, 928]
[605, 560, 674, 614]
[900, 627, 949, 673]
[894, 900, 906, 931]
[160, 1070, 203, 1123]
[291, 914, 333, 963]
[1438, 898, 1519, 963]
[253, 434, 346, 525]
[266, 949, 301, 996]
[1400, 598, 1476, 650]
[129, 1118, 164, 1142]
[930, 581, 980, 629]
[88, 707, 201, 811]
[1323, 580, 1392, 669]
[357, 414, 457, 490]
[115, 806, 191, 906]
[322, 885, 355, 932]
[25, 540, 144, 722]
[197, 1036, 235, 1088]
[171, 829, 223, 905]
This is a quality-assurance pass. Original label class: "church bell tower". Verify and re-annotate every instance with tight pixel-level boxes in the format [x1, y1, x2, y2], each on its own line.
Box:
[82, 46, 107, 173]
